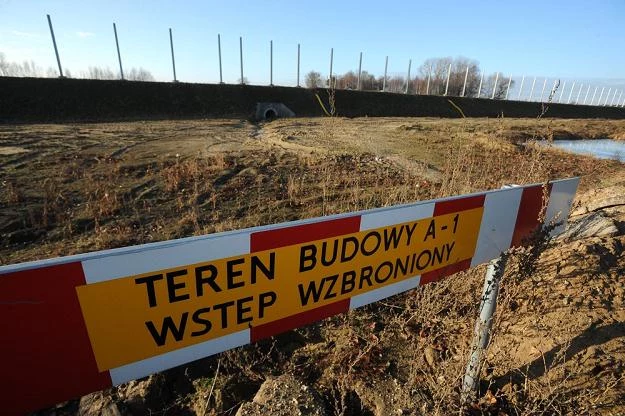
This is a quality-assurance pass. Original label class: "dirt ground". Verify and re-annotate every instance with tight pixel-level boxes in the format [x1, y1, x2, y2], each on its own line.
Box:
[1, 117, 624, 415]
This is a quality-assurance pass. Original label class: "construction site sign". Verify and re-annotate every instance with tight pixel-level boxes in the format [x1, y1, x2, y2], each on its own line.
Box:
[0, 178, 579, 415]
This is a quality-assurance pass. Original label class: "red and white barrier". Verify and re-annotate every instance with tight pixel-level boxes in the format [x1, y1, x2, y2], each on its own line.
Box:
[0, 178, 579, 415]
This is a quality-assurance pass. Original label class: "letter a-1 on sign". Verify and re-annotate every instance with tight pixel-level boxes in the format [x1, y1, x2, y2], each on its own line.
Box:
[0, 178, 579, 415]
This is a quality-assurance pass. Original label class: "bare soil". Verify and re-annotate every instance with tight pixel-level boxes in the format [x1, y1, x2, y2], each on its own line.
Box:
[1, 117, 624, 415]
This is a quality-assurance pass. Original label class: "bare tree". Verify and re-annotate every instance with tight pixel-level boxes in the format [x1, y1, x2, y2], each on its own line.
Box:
[480, 73, 513, 99]
[418, 57, 481, 97]
[82, 66, 116, 80]
[126, 67, 154, 81]
[384, 75, 406, 93]
[0, 53, 47, 77]
[305, 71, 323, 88]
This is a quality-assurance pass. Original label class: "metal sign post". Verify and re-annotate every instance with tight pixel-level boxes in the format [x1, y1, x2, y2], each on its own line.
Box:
[529, 76, 536, 102]
[444, 63, 451, 96]
[218, 34, 223, 84]
[357, 52, 362, 90]
[590, 87, 598, 105]
[567, 81, 576, 104]
[558, 81, 566, 103]
[405, 59, 412, 94]
[597, 87, 605, 106]
[113, 23, 124, 80]
[329, 48, 333, 87]
[576, 84, 583, 104]
[169, 28, 177, 82]
[297, 44, 301, 87]
[239, 36, 244, 84]
[269, 40, 273, 86]
[491, 72, 499, 99]
[461, 253, 509, 404]
[583, 85, 591, 104]
[604, 88, 612, 106]
[383, 56, 388, 92]
[461, 66, 469, 97]
[540, 78, 547, 102]
[46, 14, 64, 78]
[505, 77, 512, 100]
[517, 75, 525, 100]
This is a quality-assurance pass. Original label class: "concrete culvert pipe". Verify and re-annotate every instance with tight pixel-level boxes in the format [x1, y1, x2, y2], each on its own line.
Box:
[264, 108, 277, 120]
[255, 103, 295, 121]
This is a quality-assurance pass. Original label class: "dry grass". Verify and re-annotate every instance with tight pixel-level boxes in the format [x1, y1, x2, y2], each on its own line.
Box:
[1, 117, 624, 415]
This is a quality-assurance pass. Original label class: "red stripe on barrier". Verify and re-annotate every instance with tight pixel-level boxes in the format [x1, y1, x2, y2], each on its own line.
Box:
[420, 258, 472, 285]
[250, 299, 350, 342]
[433, 194, 485, 216]
[510, 184, 552, 247]
[250, 216, 361, 252]
[0, 263, 112, 415]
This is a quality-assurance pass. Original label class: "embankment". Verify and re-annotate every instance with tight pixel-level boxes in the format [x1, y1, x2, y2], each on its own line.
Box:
[1, 76, 624, 123]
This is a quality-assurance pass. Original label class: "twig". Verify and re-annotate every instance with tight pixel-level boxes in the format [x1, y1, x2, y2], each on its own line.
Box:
[203, 358, 221, 416]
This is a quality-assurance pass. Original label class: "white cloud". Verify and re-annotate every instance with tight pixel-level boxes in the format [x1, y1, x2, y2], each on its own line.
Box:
[11, 30, 39, 38]
[76, 31, 95, 38]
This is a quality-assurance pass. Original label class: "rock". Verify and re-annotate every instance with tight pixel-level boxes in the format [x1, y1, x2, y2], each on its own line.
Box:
[560, 212, 619, 241]
[78, 392, 120, 416]
[236, 374, 325, 416]
[424, 346, 437, 367]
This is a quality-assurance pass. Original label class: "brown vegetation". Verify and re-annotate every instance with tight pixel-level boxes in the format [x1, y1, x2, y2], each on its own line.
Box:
[1, 117, 624, 415]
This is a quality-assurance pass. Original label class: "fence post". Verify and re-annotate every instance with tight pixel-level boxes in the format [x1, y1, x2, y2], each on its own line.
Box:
[604, 88, 612, 106]
[169, 28, 177, 82]
[426, 65, 431, 95]
[505, 77, 512, 100]
[549, 79, 560, 100]
[558, 81, 566, 103]
[357, 52, 362, 90]
[444, 63, 452, 96]
[113, 23, 124, 80]
[406, 59, 412, 94]
[540, 78, 547, 102]
[608, 90, 616, 106]
[461, 66, 469, 97]
[477, 71, 483, 98]
[576, 84, 583, 104]
[239, 36, 244, 84]
[597, 87, 605, 106]
[297, 43, 301, 87]
[383, 56, 388, 92]
[269, 40, 273, 86]
[583, 84, 590, 105]
[517, 75, 525, 100]
[218, 34, 223, 84]
[46, 14, 64, 78]
[461, 253, 509, 404]
[491, 72, 499, 99]
[329, 48, 333, 88]
[529, 76, 536, 102]
[567, 81, 576, 103]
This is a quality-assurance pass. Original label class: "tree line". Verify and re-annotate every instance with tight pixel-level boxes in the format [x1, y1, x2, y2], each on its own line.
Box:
[305, 56, 513, 99]
[0, 52, 154, 81]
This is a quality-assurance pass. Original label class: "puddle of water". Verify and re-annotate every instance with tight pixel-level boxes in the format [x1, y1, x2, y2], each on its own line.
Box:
[543, 139, 625, 162]
[0, 146, 29, 155]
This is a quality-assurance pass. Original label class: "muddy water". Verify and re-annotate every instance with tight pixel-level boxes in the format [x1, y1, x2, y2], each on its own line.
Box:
[547, 139, 625, 162]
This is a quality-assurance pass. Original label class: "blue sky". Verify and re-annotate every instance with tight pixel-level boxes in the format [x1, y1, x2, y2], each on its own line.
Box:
[1, 0, 624, 94]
